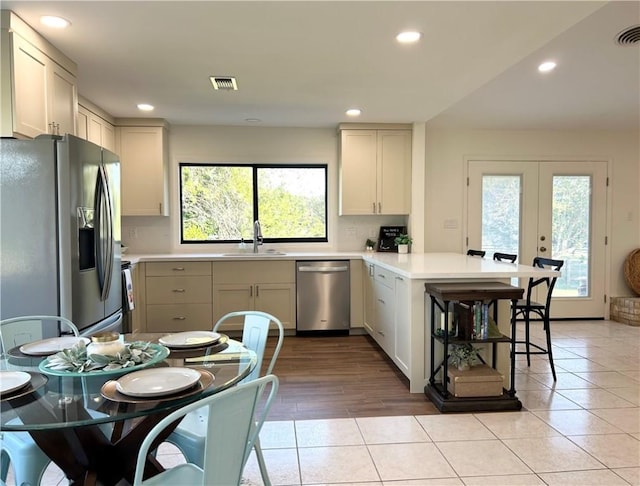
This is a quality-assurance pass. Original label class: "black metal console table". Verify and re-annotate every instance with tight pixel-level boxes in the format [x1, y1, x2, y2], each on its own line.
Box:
[424, 281, 524, 412]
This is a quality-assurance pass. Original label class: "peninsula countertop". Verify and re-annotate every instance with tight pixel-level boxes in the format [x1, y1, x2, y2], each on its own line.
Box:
[123, 251, 559, 280]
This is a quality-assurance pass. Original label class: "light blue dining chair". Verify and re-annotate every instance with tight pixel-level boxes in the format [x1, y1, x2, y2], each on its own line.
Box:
[163, 310, 284, 485]
[133, 374, 279, 486]
[0, 315, 79, 486]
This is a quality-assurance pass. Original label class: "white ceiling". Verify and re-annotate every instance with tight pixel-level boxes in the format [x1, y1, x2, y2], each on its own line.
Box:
[3, 1, 638, 130]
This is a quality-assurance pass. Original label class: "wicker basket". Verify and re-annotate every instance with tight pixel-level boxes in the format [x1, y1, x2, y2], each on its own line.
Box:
[624, 248, 640, 296]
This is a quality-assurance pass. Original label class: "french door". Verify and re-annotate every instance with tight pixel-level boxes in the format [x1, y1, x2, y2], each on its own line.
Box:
[467, 160, 608, 318]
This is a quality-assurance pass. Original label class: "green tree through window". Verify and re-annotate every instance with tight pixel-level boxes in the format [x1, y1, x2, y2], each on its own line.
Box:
[180, 164, 327, 243]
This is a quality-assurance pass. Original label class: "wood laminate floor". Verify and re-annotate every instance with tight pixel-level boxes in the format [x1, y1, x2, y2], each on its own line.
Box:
[262, 333, 439, 420]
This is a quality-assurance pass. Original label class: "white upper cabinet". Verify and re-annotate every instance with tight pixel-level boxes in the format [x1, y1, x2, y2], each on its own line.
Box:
[116, 120, 170, 216]
[339, 124, 412, 215]
[77, 98, 116, 152]
[1, 11, 77, 138]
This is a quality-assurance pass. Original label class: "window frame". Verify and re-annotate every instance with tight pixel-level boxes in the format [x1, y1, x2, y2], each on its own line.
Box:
[179, 162, 328, 244]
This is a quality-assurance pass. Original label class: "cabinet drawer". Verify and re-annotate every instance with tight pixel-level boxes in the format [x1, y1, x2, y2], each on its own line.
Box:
[146, 276, 212, 304]
[146, 304, 213, 332]
[213, 261, 294, 284]
[374, 266, 394, 288]
[145, 261, 212, 277]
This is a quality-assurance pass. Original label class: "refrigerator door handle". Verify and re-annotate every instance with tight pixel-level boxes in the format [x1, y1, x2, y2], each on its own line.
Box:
[96, 165, 114, 301]
[102, 164, 115, 295]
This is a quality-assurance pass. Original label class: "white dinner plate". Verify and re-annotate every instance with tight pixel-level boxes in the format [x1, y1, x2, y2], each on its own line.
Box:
[115, 367, 201, 397]
[159, 331, 221, 348]
[0, 371, 31, 394]
[19, 337, 90, 356]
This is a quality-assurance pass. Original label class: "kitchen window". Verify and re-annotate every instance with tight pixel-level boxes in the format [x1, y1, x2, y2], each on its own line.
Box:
[179, 163, 327, 243]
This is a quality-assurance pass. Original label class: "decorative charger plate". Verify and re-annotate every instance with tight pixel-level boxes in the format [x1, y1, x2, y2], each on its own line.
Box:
[20, 337, 90, 356]
[159, 331, 222, 349]
[0, 372, 48, 402]
[100, 369, 215, 404]
[0, 371, 32, 394]
[38, 343, 170, 377]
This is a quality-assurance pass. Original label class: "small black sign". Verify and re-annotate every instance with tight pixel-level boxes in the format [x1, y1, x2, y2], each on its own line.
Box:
[377, 226, 407, 252]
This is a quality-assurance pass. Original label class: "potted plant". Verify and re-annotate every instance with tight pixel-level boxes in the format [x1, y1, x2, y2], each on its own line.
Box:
[448, 343, 480, 371]
[394, 234, 412, 254]
[365, 238, 376, 251]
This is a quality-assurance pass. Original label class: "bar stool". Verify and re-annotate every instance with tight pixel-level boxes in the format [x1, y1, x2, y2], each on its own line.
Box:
[467, 249, 486, 257]
[493, 252, 517, 263]
[513, 257, 564, 381]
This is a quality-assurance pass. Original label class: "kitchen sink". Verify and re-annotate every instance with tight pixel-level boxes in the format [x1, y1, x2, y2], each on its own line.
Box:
[221, 251, 287, 257]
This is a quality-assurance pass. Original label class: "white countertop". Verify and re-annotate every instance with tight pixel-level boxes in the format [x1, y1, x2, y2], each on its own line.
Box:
[123, 251, 558, 280]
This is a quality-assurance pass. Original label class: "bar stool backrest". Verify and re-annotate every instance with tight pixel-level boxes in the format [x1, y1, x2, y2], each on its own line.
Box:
[493, 252, 517, 263]
[467, 249, 486, 257]
[526, 257, 565, 307]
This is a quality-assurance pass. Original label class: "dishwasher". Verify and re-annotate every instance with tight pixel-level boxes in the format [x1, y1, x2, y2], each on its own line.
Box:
[296, 261, 350, 334]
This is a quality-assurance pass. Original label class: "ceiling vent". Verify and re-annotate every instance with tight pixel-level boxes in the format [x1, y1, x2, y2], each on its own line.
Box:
[209, 76, 238, 90]
[615, 25, 640, 45]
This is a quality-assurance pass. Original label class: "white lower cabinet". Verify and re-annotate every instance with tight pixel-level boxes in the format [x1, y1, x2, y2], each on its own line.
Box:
[363, 262, 376, 335]
[213, 261, 295, 330]
[363, 262, 410, 378]
[143, 262, 213, 332]
[393, 274, 411, 376]
[374, 277, 395, 356]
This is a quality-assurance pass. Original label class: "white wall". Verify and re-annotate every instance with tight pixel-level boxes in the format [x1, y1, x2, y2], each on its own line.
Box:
[122, 125, 405, 254]
[122, 123, 638, 298]
[422, 126, 640, 297]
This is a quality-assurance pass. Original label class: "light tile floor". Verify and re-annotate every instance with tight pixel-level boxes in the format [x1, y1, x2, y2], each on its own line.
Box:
[7, 319, 640, 485]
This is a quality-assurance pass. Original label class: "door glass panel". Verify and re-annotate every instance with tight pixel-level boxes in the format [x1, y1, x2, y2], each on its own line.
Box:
[552, 175, 591, 297]
[481, 175, 521, 259]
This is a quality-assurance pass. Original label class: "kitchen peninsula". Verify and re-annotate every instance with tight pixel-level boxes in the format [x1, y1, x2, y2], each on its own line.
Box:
[127, 252, 558, 393]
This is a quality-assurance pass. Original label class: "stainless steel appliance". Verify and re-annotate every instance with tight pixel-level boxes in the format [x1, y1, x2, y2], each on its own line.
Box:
[121, 260, 134, 333]
[296, 260, 350, 334]
[0, 135, 122, 335]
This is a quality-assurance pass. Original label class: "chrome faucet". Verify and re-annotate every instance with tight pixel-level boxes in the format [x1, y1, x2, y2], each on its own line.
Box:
[253, 220, 263, 253]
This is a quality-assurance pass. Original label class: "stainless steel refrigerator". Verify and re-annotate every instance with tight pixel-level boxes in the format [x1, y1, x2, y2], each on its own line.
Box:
[0, 134, 122, 336]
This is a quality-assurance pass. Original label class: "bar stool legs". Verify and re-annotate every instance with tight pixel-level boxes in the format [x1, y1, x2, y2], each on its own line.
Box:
[513, 257, 564, 382]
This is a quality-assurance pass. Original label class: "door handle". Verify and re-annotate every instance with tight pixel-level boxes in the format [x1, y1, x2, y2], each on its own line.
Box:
[539, 246, 547, 252]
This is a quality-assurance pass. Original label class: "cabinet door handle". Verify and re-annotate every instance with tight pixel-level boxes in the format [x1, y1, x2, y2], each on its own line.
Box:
[173, 289, 185, 293]
[172, 267, 185, 271]
[255, 285, 260, 297]
[378, 202, 381, 213]
[396, 277, 404, 281]
[379, 274, 386, 279]
[372, 202, 376, 214]
[377, 298, 385, 304]
[377, 330, 385, 336]
[172, 316, 186, 320]
[249, 286, 253, 297]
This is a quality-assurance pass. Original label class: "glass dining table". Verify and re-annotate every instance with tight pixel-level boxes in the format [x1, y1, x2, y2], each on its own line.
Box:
[0, 332, 257, 486]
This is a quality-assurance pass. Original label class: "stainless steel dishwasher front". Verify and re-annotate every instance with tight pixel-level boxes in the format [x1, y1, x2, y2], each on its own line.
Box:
[296, 260, 350, 333]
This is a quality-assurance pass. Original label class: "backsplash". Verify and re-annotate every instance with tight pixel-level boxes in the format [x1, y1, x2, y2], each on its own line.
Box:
[121, 215, 407, 253]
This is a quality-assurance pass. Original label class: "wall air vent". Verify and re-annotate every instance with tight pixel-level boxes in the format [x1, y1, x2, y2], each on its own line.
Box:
[209, 76, 238, 90]
[615, 25, 640, 45]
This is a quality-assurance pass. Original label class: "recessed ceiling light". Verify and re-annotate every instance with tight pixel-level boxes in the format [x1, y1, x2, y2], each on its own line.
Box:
[538, 61, 557, 73]
[396, 31, 422, 44]
[137, 103, 154, 112]
[245, 118, 261, 123]
[40, 15, 70, 29]
[346, 108, 362, 117]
